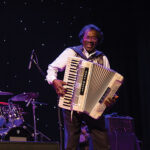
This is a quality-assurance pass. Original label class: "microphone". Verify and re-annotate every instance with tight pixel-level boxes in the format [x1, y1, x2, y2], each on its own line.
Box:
[28, 49, 35, 70]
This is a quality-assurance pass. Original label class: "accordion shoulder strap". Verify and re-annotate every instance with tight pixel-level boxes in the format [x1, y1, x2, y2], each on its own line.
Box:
[70, 45, 104, 65]
[70, 45, 88, 60]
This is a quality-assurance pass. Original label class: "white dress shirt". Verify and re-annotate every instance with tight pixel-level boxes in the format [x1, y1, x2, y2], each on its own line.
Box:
[46, 47, 110, 84]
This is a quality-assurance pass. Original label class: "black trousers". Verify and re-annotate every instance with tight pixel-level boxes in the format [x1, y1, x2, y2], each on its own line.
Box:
[62, 109, 110, 150]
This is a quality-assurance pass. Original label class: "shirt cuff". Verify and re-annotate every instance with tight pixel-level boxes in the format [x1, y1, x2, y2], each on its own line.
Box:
[46, 76, 57, 85]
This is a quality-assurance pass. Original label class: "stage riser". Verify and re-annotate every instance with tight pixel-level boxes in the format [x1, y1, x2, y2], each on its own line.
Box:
[0, 142, 59, 150]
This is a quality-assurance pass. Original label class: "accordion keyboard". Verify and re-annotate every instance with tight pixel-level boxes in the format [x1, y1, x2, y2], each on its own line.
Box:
[62, 58, 80, 107]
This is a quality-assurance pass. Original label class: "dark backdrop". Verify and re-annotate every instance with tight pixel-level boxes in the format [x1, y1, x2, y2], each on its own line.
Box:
[0, 0, 149, 149]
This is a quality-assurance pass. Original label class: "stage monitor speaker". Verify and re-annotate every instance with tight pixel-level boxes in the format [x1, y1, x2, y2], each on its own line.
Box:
[105, 113, 141, 150]
[105, 113, 134, 133]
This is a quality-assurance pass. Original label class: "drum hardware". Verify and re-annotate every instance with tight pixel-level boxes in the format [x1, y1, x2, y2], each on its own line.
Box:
[0, 116, 6, 128]
[3, 126, 34, 142]
[0, 103, 9, 128]
[0, 100, 25, 137]
[1, 123, 51, 142]
[10, 92, 39, 102]
[6, 103, 24, 128]
[25, 98, 50, 142]
[25, 97, 39, 142]
[10, 92, 41, 141]
[0, 127, 9, 141]
[11, 92, 47, 142]
[0, 91, 13, 96]
[0, 89, 50, 142]
[0, 102, 9, 105]
[25, 123, 51, 142]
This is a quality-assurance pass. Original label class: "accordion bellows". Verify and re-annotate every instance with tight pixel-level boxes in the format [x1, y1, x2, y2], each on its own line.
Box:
[59, 57, 124, 119]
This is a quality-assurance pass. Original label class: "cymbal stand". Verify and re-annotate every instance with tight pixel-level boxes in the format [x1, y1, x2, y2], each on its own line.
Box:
[32, 99, 38, 142]
[26, 98, 51, 142]
[26, 98, 38, 142]
[25, 123, 51, 142]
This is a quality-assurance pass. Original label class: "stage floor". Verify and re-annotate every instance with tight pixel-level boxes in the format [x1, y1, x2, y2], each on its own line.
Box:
[0, 141, 59, 150]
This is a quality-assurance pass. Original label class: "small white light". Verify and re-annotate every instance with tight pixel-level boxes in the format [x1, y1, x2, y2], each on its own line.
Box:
[20, 20, 23, 23]
[41, 43, 45, 46]
[24, 2, 27, 5]
[24, 27, 27, 31]
[28, 80, 32, 83]
[69, 35, 73, 38]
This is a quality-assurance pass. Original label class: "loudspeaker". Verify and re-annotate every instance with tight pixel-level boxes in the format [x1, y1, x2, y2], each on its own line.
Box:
[105, 114, 134, 133]
[0, 142, 59, 150]
[105, 114, 141, 150]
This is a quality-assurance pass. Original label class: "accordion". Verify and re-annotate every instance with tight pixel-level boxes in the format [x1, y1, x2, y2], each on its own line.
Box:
[59, 57, 124, 119]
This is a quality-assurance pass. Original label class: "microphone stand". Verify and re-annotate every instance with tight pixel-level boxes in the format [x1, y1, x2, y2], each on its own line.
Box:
[28, 51, 45, 141]
[27, 51, 52, 142]
[32, 58, 46, 78]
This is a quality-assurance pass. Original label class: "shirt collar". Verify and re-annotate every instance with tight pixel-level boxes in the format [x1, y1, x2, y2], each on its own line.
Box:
[83, 47, 96, 59]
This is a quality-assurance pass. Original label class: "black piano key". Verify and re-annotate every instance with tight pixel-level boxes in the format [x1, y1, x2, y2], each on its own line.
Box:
[64, 95, 72, 99]
[68, 73, 76, 77]
[70, 67, 77, 71]
[63, 104, 70, 107]
[71, 64, 78, 67]
[64, 98, 71, 101]
[70, 70, 77, 73]
[67, 81, 75, 84]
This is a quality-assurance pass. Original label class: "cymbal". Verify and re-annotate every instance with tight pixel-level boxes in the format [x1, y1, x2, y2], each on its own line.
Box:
[0, 102, 9, 105]
[0, 91, 13, 96]
[10, 92, 39, 102]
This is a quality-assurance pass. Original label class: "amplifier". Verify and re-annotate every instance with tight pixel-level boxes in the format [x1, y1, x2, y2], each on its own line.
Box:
[105, 113, 134, 133]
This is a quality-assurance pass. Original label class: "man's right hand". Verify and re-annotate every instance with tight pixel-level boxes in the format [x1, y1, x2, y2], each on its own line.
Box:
[52, 79, 67, 96]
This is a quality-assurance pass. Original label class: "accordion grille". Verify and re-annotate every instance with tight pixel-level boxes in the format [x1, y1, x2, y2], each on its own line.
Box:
[84, 64, 115, 113]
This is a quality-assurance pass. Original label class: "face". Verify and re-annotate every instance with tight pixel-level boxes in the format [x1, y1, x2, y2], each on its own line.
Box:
[82, 29, 99, 53]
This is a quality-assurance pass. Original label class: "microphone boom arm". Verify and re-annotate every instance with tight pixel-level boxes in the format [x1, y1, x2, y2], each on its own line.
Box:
[33, 58, 46, 78]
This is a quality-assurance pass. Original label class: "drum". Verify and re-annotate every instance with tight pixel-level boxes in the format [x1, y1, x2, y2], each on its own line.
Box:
[0, 105, 9, 127]
[7, 104, 24, 128]
[4, 126, 33, 142]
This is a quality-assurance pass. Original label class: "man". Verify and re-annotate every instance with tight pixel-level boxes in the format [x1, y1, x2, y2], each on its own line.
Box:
[46, 24, 116, 150]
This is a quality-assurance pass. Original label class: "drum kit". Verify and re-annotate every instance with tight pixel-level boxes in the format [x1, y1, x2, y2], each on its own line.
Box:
[0, 90, 50, 142]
